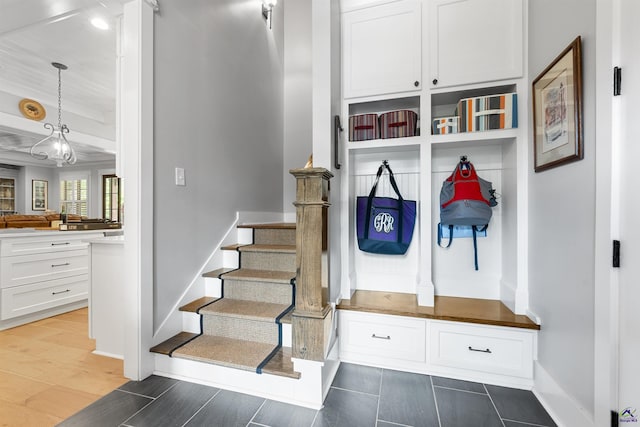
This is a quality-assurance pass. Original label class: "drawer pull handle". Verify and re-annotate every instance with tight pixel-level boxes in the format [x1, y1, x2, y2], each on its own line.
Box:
[51, 262, 70, 268]
[468, 346, 492, 354]
[52, 289, 71, 295]
[371, 334, 391, 340]
[51, 242, 71, 246]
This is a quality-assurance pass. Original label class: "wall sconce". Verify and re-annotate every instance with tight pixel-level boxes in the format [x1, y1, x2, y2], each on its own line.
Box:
[262, 0, 277, 30]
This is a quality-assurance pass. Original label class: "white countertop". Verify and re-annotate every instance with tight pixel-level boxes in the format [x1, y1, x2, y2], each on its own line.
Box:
[0, 229, 107, 238]
[89, 235, 125, 245]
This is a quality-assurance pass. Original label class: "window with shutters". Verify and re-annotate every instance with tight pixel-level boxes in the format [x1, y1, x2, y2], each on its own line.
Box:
[60, 178, 88, 216]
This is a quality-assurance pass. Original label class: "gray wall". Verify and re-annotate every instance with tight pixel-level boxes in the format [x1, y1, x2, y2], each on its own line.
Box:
[528, 0, 596, 417]
[18, 165, 56, 214]
[283, 0, 313, 217]
[153, 0, 285, 329]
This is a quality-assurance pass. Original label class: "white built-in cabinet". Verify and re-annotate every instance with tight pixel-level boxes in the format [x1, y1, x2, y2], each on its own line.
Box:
[338, 0, 533, 387]
[0, 231, 103, 330]
[343, 0, 422, 98]
[428, 0, 524, 88]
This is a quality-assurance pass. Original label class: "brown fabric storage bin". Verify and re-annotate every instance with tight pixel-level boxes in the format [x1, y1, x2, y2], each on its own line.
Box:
[379, 110, 418, 139]
[349, 114, 379, 141]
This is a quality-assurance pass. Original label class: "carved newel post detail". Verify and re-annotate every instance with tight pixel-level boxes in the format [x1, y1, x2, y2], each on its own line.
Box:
[290, 167, 333, 361]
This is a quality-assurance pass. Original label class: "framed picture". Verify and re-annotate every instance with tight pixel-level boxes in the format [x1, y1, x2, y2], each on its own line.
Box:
[32, 179, 48, 211]
[532, 36, 583, 172]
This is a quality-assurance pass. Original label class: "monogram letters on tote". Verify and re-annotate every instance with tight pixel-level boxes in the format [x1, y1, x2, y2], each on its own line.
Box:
[374, 212, 395, 233]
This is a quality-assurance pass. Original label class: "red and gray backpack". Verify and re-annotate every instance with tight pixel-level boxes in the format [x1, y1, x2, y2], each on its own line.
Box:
[438, 156, 497, 270]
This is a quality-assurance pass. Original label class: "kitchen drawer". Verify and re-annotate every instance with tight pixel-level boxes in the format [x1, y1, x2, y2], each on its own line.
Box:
[0, 233, 100, 257]
[339, 310, 426, 363]
[0, 249, 89, 288]
[429, 321, 534, 379]
[1, 274, 88, 320]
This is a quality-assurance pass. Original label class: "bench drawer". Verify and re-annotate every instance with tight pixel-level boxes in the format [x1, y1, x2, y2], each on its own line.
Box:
[340, 310, 426, 364]
[429, 321, 534, 379]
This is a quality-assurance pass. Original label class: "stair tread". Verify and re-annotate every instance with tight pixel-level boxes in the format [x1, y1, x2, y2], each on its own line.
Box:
[221, 268, 295, 283]
[179, 296, 220, 313]
[238, 223, 296, 230]
[172, 335, 277, 372]
[221, 243, 248, 251]
[262, 347, 300, 379]
[150, 331, 199, 355]
[200, 298, 291, 322]
[238, 244, 296, 253]
[203, 267, 237, 278]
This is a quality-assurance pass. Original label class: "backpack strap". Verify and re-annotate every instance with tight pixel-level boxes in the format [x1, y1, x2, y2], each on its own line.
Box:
[437, 224, 454, 248]
[472, 226, 479, 270]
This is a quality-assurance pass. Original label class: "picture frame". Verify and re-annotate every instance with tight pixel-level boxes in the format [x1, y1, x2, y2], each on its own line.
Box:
[32, 179, 48, 211]
[532, 36, 583, 172]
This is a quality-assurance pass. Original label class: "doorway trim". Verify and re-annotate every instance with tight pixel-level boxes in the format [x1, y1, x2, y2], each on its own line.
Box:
[121, 0, 155, 380]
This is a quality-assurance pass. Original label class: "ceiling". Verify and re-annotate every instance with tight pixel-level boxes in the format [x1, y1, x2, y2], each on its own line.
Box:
[0, 0, 127, 166]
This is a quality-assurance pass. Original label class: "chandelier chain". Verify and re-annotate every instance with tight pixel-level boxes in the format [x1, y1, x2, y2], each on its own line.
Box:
[57, 66, 62, 129]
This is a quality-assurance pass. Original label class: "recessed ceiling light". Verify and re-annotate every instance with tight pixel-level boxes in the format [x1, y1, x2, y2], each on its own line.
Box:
[91, 17, 109, 30]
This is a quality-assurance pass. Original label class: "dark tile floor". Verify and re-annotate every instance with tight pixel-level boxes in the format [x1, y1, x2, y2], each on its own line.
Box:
[58, 363, 557, 427]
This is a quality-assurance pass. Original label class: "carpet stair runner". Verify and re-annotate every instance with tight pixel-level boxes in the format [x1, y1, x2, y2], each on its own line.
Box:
[150, 223, 299, 378]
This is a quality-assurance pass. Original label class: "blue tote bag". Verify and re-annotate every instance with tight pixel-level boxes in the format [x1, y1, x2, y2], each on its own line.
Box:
[356, 161, 416, 255]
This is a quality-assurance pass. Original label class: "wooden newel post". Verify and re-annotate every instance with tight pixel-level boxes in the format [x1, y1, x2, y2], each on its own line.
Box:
[290, 167, 333, 361]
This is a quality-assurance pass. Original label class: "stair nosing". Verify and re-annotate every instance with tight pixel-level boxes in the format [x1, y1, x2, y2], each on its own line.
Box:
[238, 223, 296, 230]
[203, 267, 238, 278]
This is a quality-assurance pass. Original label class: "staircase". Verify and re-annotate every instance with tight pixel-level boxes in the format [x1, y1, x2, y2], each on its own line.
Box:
[151, 223, 300, 378]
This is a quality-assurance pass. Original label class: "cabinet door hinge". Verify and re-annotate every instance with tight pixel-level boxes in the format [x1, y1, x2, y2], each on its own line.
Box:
[614, 67, 622, 96]
[613, 240, 621, 268]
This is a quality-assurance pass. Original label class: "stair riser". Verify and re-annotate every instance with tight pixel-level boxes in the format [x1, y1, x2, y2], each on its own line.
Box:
[240, 251, 296, 272]
[202, 315, 279, 344]
[253, 228, 296, 246]
[182, 311, 292, 346]
[224, 279, 293, 305]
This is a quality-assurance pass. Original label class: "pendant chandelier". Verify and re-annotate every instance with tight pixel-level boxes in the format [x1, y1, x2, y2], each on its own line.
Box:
[29, 62, 77, 167]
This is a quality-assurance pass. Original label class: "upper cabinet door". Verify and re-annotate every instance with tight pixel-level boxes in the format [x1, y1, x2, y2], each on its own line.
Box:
[429, 0, 523, 88]
[343, 0, 422, 99]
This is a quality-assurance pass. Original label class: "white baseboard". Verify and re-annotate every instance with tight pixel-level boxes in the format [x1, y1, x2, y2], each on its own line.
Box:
[533, 361, 595, 427]
[93, 350, 124, 360]
[155, 354, 327, 409]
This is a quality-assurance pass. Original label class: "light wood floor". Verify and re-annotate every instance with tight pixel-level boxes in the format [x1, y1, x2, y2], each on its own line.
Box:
[0, 308, 127, 426]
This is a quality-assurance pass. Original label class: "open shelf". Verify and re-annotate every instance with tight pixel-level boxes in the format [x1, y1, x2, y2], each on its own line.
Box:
[430, 128, 518, 147]
[347, 136, 422, 152]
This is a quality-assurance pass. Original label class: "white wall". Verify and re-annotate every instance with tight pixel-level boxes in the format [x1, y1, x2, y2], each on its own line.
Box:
[153, 0, 285, 330]
[283, 0, 313, 217]
[528, 0, 596, 418]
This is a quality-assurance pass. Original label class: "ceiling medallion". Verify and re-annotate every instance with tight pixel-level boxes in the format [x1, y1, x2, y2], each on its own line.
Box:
[18, 98, 46, 121]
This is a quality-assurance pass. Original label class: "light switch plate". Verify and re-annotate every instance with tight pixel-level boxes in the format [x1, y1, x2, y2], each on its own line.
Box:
[175, 167, 185, 186]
